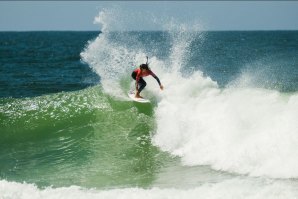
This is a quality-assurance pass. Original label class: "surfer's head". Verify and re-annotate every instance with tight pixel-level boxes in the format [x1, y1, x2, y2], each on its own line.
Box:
[140, 64, 149, 70]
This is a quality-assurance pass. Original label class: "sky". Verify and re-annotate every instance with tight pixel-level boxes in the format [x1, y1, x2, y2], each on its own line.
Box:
[0, 1, 298, 31]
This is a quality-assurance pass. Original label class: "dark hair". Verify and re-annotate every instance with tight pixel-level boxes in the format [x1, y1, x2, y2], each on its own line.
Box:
[140, 64, 149, 70]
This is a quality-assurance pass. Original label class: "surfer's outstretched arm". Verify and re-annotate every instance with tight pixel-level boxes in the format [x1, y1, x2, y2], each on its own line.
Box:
[152, 75, 164, 90]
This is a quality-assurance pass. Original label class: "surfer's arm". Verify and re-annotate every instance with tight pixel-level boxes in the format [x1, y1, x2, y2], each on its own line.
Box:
[151, 72, 163, 90]
[153, 75, 161, 86]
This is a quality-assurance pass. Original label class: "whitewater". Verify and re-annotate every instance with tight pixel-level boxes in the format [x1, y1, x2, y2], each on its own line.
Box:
[1, 8, 298, 199]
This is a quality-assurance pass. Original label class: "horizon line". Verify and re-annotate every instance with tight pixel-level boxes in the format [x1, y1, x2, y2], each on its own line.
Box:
[1, 29, 298, 32]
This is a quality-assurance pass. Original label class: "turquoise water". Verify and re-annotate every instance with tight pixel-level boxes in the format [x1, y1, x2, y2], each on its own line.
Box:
[0, 86, 169, 188]
[1, 9, 298, 199]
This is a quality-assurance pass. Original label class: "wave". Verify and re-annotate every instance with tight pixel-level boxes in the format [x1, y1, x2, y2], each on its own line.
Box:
[80, 8, 298, 179]
[0, 84, 162, 188]
[2, 8, 296, 189]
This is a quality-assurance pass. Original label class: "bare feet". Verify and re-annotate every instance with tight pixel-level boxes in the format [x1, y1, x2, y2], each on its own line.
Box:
[135, 94, 143, 98]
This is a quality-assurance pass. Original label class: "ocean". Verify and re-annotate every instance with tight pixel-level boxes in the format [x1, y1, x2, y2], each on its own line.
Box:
[1, 12, 298, 199]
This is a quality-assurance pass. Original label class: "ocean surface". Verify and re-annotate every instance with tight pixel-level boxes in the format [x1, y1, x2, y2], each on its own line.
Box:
[1, 11, 298, 199]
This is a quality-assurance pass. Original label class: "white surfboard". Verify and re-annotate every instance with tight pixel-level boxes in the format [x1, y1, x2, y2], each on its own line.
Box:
[128, 91, 150, 103]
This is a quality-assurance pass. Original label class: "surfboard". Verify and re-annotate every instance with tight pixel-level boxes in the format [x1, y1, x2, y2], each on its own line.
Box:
[128, 91, 150, 103]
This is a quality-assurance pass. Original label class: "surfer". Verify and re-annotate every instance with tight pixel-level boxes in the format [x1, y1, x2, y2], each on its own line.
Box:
[131, 63, 163, 98]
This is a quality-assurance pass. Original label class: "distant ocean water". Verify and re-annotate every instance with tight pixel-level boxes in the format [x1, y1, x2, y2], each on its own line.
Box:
[1, 10, 298, 199]
[0, 31, 100, 98]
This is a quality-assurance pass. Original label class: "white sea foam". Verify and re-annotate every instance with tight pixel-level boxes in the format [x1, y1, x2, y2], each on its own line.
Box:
[81, 8, 202, 99]
[151, 25, 298, 178]
[153, 67, 298, 178]
[1, 179, 297, 199]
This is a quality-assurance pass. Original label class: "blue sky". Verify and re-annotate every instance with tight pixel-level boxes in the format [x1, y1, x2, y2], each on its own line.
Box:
[0, 1, 298, 31]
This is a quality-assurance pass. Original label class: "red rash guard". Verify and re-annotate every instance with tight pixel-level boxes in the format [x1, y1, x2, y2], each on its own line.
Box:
[134, 68, 157, 82]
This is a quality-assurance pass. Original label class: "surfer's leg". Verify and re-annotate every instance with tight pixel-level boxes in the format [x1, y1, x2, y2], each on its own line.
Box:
[135, 78, 146, 98]
[138, 78, 147, 93]
[131, 71, 141, 97]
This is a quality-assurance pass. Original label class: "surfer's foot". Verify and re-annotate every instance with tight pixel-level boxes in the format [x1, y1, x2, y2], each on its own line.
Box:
[135, 94, 143, 98]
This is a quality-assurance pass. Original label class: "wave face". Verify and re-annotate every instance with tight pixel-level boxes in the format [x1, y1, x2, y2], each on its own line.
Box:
[1, 7, 298, 198]
[0, 86, 165, 188]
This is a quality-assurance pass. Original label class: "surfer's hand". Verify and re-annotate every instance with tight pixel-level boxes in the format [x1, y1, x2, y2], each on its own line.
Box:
[160, 85, 164, 90]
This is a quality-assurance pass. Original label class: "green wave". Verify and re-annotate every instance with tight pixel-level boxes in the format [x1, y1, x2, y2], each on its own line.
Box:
[0, 86, 172, 188]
